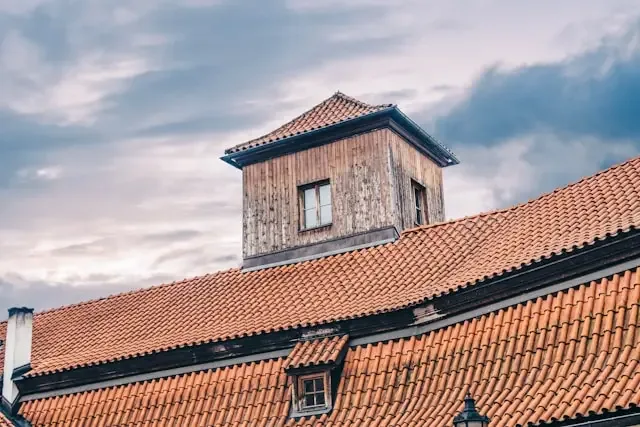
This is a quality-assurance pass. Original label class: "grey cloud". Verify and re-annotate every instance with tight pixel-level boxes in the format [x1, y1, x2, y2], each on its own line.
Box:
[0, 276, 137, 314]
[0, 109, 99, 185]
[139, 229, 203, 244]
[431, 84, 456, 93]
[0, 0, 407, 184]
[363, 88, 419, 105]
[49, 230, 205, 258]
[152, 246, 208, 267]
[434, 22, 640, 148]
[426, 20, 640, 214]
[49, 238, 113, 257]
[97, 0, 406, 138]
[151, 245, 239, 269]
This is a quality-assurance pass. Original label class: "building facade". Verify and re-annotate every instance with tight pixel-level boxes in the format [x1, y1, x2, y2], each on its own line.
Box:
[1, 92, 640, 426]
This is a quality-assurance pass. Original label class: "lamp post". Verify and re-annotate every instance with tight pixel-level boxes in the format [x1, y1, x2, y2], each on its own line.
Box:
[453, 394, 490, 427]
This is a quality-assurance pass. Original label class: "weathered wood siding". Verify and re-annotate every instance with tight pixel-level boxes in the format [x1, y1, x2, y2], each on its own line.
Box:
[243, 130, 395, 258]
[386, 131, 445, 228]
[242, 128, 444, 259]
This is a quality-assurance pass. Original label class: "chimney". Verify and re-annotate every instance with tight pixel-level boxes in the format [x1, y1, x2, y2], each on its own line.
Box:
[2, 307, 33, 409]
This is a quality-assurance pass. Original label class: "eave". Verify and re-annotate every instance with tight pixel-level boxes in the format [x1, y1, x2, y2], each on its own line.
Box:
[220, 107, 459, 169]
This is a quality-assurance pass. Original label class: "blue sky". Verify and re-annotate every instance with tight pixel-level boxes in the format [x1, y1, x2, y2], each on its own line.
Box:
[2, 0, 640, 312]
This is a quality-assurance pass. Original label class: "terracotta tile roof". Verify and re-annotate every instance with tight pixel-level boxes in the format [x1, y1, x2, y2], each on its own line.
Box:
[19, 268, 640, 426]
[0, 412, 12, 427]
[2, 155, 640, 378]
[224, 92, 393, 154]
[283, 335, 349, 372]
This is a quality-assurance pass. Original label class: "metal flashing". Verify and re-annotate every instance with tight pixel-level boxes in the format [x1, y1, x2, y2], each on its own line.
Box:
[242, 226, 399, 271]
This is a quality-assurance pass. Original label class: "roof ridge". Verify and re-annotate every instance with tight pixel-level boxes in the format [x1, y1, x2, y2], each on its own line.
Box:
[403, 153, 640, 235]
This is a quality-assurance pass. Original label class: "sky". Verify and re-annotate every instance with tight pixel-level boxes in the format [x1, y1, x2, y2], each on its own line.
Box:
[2, 0, 640, 314]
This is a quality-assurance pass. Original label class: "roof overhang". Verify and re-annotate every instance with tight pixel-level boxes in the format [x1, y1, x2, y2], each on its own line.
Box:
[220, 107, 459, 169]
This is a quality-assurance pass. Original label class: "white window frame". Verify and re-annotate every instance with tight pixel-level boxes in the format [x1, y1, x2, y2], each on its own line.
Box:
[299, 180, 332, 230]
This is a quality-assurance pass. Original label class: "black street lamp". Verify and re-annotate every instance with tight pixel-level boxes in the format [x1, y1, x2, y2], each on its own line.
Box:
[453, 394, 490, 427]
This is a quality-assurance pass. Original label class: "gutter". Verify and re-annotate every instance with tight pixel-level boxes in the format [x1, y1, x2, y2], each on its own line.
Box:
[220, 107, 459, 169]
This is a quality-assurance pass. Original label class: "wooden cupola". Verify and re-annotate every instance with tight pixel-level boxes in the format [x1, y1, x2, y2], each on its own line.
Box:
[221, 92, 459, 270]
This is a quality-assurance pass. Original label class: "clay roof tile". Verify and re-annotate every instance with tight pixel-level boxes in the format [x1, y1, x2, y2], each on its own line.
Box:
[224, 92, 393, 154]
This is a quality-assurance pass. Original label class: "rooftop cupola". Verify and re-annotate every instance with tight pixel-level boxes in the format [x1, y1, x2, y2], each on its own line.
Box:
[221, 92, 458, 270]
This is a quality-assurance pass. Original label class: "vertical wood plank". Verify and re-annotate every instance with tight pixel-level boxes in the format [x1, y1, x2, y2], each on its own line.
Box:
[241, 128, 444, 258]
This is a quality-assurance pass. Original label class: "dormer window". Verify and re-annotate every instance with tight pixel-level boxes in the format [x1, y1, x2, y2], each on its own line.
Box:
[296, 372, 331, 412]
[302, 376, 325, 407]
[300, 180, 332, 230]
[284, 335, 349, 418]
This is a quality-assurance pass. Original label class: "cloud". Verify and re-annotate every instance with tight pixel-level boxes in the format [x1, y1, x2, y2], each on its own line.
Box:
[3, 0, 640, 315]
[443, 134, 637, 219]
[0, 274, 163, 313]
[435, 23, 640, 146]
[93, 0, 406, 139]
[434, 20, 640, 218]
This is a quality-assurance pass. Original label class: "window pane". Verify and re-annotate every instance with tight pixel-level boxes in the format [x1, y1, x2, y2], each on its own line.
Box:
[319, 184, 331, 206]
[320, 204, 332, 225]
[316, 392, 325, 405]
[305, 208, 317, 228]
[304, 380, 314, 393]
[414, 188, 421, 209]
[314, 378, 324, 392]
[305, 395, 315, 407]
[304, 188, 316, 210]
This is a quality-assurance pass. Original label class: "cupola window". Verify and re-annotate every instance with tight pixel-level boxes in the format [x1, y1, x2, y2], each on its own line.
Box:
[412, 180, 427, 225]
[300, 180, 332, 229]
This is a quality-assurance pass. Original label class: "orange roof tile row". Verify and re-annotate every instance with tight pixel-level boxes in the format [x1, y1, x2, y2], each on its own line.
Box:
[19, 268, 640, 426]
[2, 154, 640, 378]
[224, 92, 392, 153]
[283, 335, 349, 372]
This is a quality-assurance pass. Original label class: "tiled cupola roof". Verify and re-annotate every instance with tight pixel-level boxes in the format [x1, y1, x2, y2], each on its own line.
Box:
[283, 335, 349, 372]
[224, 92, 393, 154]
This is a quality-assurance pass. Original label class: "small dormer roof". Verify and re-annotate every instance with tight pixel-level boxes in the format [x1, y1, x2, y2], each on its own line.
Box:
[283, 335, 349, 373]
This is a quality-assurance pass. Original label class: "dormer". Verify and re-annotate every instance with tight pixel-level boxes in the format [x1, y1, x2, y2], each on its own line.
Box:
[283, 335, 349, 419]
[222, 92, 458, 270]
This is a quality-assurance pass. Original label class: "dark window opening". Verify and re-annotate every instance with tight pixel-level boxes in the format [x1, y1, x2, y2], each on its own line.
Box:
[412, 180, 427, 226]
